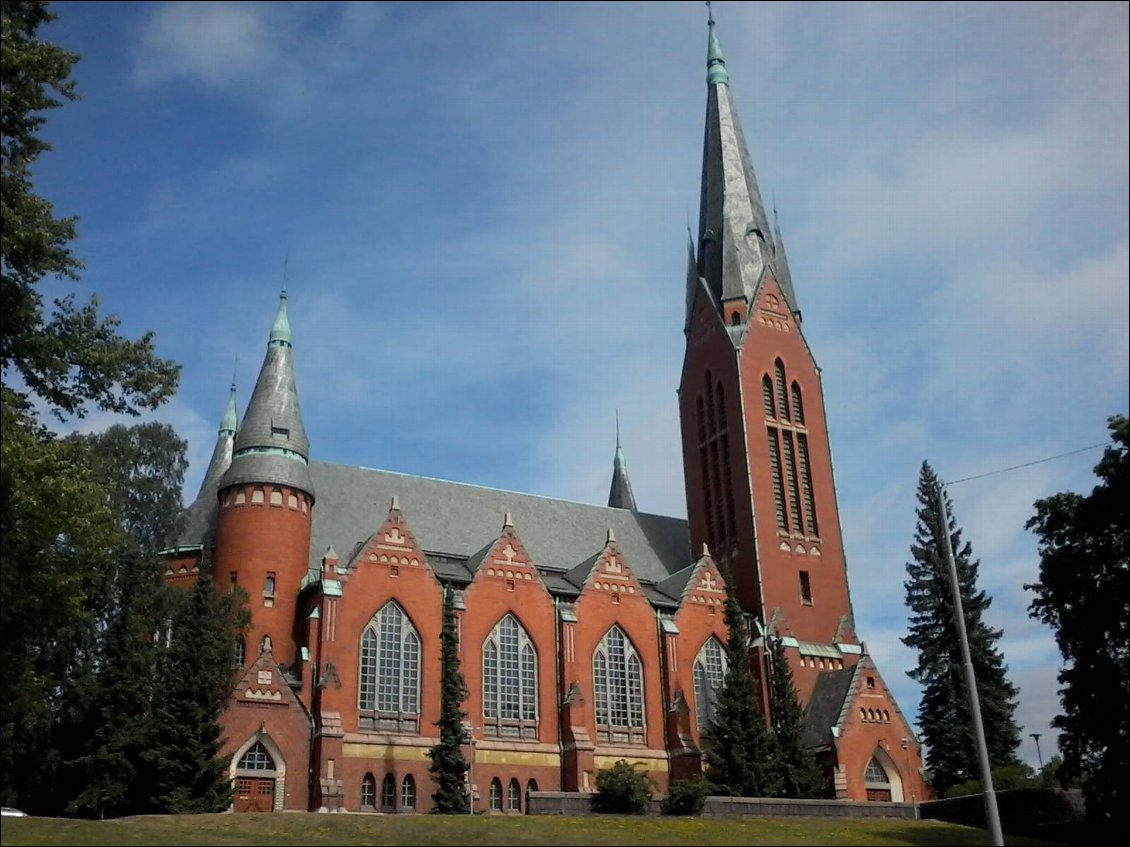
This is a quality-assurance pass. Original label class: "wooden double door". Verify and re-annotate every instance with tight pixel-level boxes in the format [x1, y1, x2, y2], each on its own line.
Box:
[234, 777, 275, 812]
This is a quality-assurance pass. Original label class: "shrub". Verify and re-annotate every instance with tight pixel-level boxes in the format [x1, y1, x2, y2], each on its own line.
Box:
[594, 760, 655, 815]
[662, 774, 719, 815]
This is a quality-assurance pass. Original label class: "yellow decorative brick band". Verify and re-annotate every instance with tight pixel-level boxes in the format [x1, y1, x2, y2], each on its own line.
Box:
[342, 743, 432, 761]
[594, 755, 668, 773]
[474, 749, 560, 767]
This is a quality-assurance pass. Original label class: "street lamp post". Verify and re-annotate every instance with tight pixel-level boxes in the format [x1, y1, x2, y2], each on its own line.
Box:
[1031, 733, 1044, 771]
[937, 481, 1004, 847]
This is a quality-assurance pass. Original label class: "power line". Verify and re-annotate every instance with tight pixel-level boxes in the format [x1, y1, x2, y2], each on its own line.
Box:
[947, 442, 1110, 486]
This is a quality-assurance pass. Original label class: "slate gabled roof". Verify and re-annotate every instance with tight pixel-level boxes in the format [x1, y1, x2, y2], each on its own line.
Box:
[802, 667, 855, 750]
[306, 461, 692, 594]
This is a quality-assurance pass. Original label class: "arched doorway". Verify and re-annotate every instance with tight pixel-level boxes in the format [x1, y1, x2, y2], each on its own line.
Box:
[863, 747, 904, 802]
[231, 735, 286, 812]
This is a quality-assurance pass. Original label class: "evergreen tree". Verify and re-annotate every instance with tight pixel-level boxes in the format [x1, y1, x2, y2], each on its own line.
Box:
[1026, 415, 1128, 830]
[146, 564, 249, 813]
[902, 461, 1021, 795]
[704, 570, 780, 797]
[427, 588, 470, 813]
[765, 634, 824, 798]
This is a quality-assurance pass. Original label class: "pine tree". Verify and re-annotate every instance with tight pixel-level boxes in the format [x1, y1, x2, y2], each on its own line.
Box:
[704, 570, 780, 797]
[902, 461, 1021, 795]
[765, 634, 824, 798]
[1026, 415, 1128, 829]
[146, 562, 249, 813]
[427, 588, 470, 813]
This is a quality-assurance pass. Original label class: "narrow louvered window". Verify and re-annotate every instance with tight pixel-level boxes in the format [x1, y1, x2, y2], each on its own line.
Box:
[797, 433, 819, 536]
[762, 375, 776, 418]
[782, 431, 803, 533]
[775, 359, 790, 421]
[791, 381, 805, 425]
[767, 427, 789, 531]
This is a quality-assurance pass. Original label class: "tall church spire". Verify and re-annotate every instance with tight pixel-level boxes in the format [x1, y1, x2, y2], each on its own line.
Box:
[607, 412, 637, 511]
[177, 379, 239, 546]
[697, 10, 796, 320]
[221, 289, 313, 497]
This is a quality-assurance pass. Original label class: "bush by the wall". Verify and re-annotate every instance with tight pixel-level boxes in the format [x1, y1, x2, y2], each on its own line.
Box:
[594, 760, 655, 815]
[662, 774, 719, 815]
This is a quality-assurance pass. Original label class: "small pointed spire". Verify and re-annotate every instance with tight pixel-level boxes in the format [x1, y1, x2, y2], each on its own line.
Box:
[390, 495, 401, 512]
[607, 417, 638, 512]
[771, 200, 800, 318]
[269, 287, 292, 347]
[606, 527, 616, 545]
[702, 541, 711, 557]
[706, 4, 729, 86]
[220, 377, 238, 435]
[503, 511, 513, 529]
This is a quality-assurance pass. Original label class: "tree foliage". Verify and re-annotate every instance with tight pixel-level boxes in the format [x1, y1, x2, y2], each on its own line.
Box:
[1026, 415, 1129, 829]
[765, 634, 825, 798]
[594, 759, 654, 814]
[902, 461, 1022, 795]
[427, 588, 470, 813]
[704, 569, 780, 798]
[1, 1, 179, 419]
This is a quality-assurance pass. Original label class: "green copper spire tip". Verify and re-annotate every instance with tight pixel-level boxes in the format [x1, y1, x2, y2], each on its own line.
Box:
[221, 381, 238, 434]
[268, 288, 292, 347]
[613, 411, 626, 470]
[707, 12, 729, 85]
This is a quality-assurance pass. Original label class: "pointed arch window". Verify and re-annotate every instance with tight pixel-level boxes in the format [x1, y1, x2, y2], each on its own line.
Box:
[238, 741, 275, 771]
[767, 427, 789, 531]
[380, 774, 396, 811]
[692, 636, 728, 732]
[864, 757, 892, 802]
[762, 375, 776, 418]
[361, 773, 376, 809]
[482, 614, 539, 739]
[775, 359, 790, 421]
[593, 625, 645, 745]
[791, 381, 805, 425]
[359, 601, 421, 732]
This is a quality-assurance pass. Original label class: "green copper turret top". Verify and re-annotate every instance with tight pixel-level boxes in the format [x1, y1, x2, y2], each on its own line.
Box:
[221, 380, 238, 434]
[707, 8, 729, 85]
[269, 288, 292, 347]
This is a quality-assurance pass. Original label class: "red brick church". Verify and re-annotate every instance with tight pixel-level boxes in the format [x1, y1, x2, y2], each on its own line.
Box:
[166, 17, 929, 813]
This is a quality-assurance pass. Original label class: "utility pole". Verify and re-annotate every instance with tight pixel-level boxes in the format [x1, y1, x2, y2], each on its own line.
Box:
[936, 480, 1004, 847]
[1031, 733, 1044, 771]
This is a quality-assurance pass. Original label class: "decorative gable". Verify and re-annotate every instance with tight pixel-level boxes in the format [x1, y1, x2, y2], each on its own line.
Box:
[346, 496, 429, 582]
[472, 513, 547, 591]
[682, 555, 727, 611]
[232, 649, 303, 710]
[755, 276, 793, 333]
[577, 529, 645, 601]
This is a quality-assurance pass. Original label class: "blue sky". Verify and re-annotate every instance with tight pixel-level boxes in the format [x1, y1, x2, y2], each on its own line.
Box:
[35, 1, 1128, 770]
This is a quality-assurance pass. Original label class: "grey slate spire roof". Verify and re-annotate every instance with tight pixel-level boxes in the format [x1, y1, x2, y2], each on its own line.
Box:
[177, 381, 238, 547]
[697, 14, 798, 319]
[220, 290, 314, 496]
[607, 413, 638, 511]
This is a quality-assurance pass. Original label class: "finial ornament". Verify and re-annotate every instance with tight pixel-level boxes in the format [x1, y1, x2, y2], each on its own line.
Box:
[616, 409, 621, 450]
[390, 495, 401, 512]
[707, 0, 714, 26]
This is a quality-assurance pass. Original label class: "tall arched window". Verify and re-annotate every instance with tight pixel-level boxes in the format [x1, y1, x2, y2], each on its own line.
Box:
[359, 601, 421, 732]
[482, 614, 538, 739]
[692, 636, 728, 732]
[790, 381, 805, 425]
[775, 359, 790, 420]
[762, 375, 776, 418]
[401, 775, 416, 810]
[797, 433, 819, 536]
[508, 778, 521, 812]
[489, 778, 503, 811]
[361, 773, 376, 809]
[380, 774, 396, 811]
[593, 626, 645, 744]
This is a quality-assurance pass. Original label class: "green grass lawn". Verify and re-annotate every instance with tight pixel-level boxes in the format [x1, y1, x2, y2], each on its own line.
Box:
[0, 812, 1058, 846]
